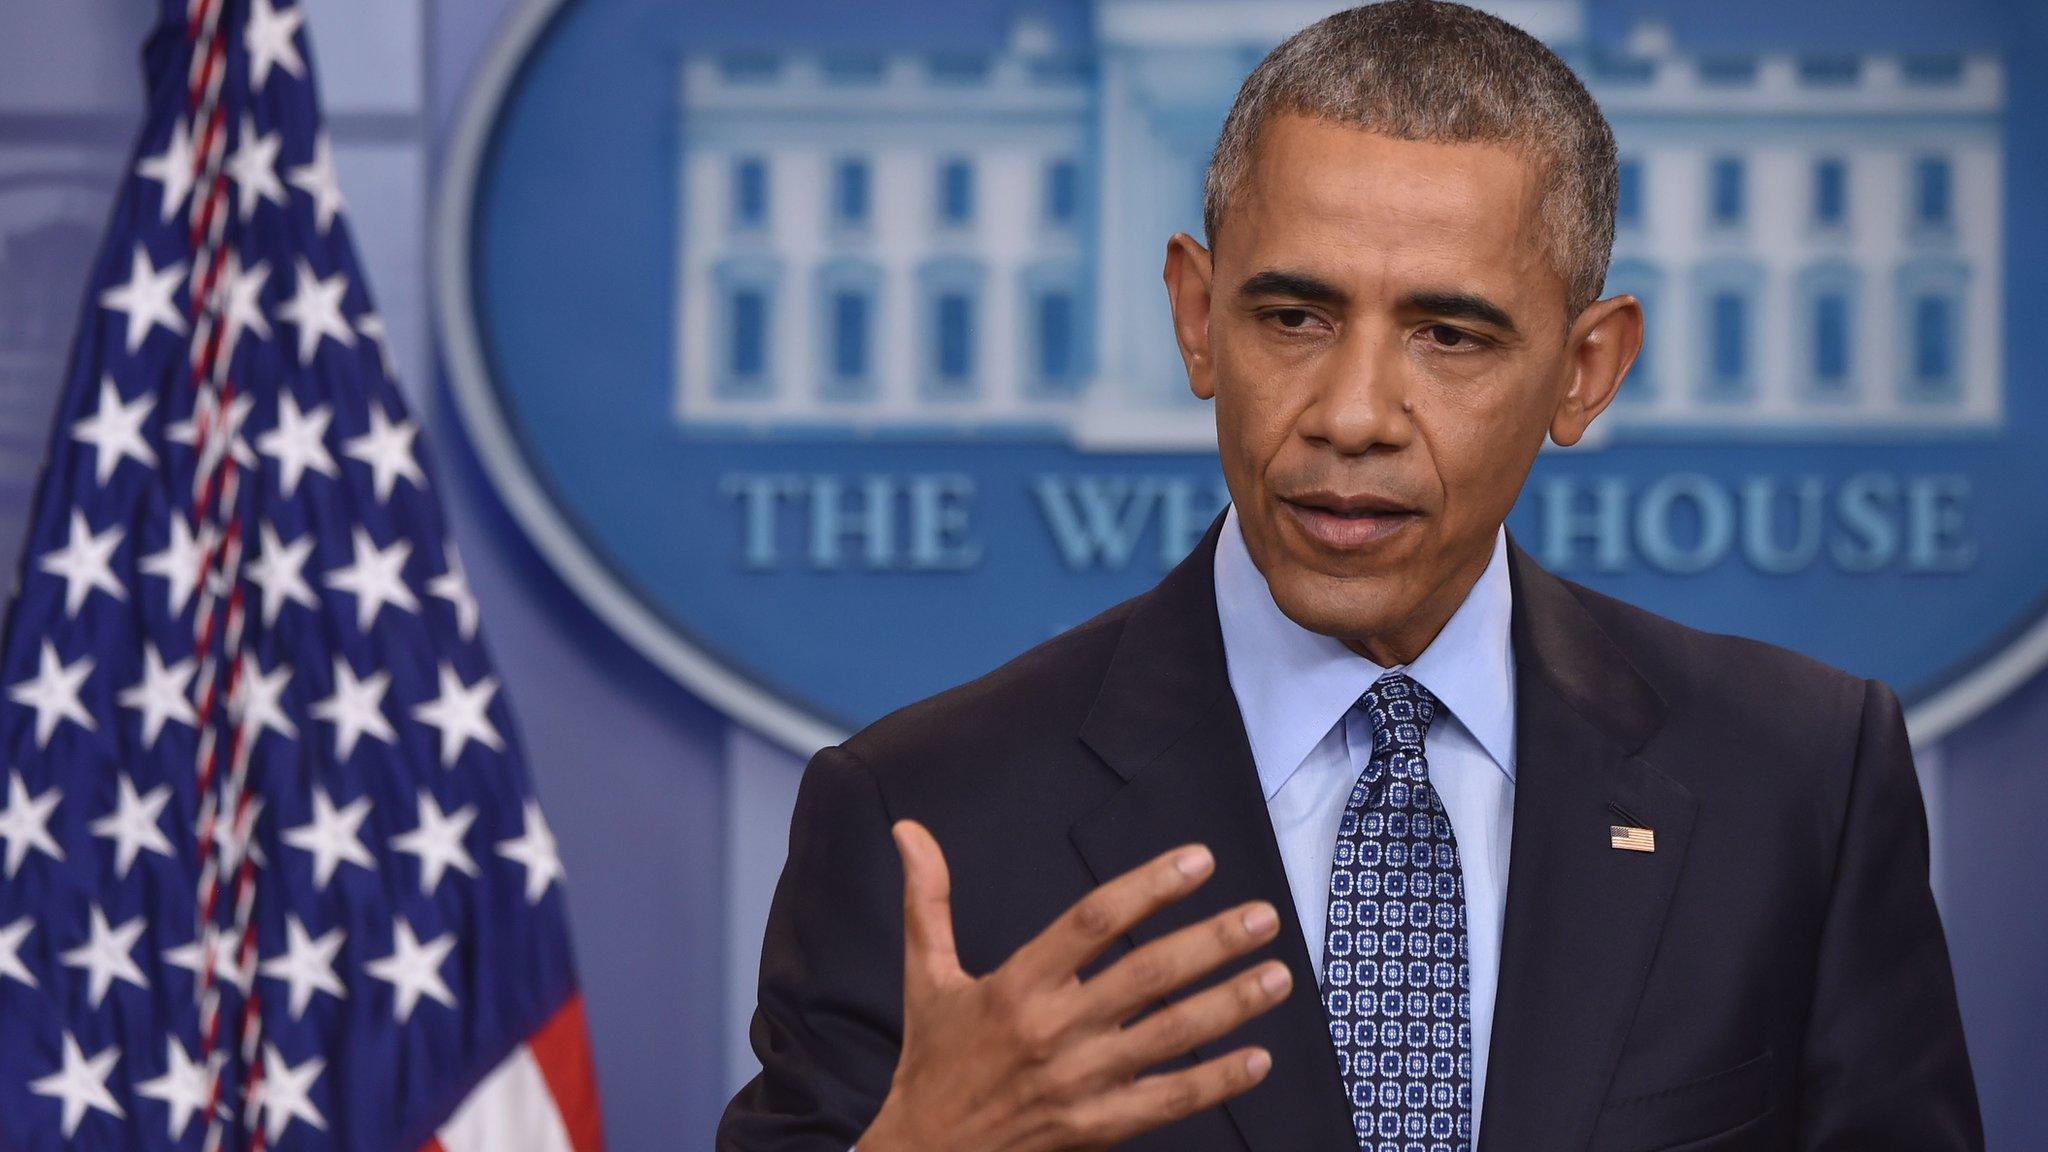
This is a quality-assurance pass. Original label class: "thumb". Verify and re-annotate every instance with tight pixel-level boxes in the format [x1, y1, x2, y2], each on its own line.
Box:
[893, 819, 962, 991]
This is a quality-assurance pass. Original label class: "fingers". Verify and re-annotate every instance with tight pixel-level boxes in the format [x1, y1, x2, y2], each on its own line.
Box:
[1073, 900, 1282, 1026]
[1006, 844, 1215, 988]
[893, 820, 961, 990]
[1066, 1046, 1273, 1147]
[1093, 958, 1291, 1080]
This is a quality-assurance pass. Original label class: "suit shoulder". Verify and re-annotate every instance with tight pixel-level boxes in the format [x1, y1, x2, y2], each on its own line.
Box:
[837, 589, 1138, 782]
[1557, 573, 1870, 727]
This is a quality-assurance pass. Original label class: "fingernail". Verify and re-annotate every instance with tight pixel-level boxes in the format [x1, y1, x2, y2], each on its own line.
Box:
[1259, 964, 1290, 995]
[1242, 903, 1278, 935]
[1176, 847, 1213, 878]
[1245, 1049, 1272, 1077]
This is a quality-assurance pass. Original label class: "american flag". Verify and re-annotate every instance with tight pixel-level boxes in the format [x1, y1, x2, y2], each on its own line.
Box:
[1608, 825, 1656, 854]
[0, 1, 603, 1150]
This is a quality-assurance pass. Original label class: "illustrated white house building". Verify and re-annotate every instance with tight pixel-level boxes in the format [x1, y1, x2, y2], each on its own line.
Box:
[672, 0, 2004, 449]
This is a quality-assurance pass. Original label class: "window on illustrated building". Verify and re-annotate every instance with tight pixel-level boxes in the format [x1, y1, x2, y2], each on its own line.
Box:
[1895, 258, 1967, 403]
[1813, 158, 1847, 228]
[731, 157, 768, 230]
[713, 257, 780, 398]
[1616, 158, 1643, 230]
[816, 259, 882, 401]
[1046, 159, 1079, 227]
[834, 158, 871, 230]
[1914, 156, 1953, 230]
[1709, 156, 1745, 227]
[919, 256, 984, 399]
[938, 159, 974, 228]
[1693, 259, 1761, 401]
[1796, 262, 1859, 400]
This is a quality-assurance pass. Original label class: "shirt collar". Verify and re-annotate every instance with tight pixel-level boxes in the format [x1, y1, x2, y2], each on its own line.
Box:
[1213, 504, 1517, 799]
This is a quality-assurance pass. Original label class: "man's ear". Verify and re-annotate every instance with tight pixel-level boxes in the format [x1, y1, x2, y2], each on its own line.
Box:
[1549, 292, 1642, 447]
[1163, 232, 1218, 401]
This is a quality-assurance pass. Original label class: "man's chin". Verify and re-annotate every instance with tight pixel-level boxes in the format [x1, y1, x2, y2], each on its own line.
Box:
[1262, 572, 1413, 648]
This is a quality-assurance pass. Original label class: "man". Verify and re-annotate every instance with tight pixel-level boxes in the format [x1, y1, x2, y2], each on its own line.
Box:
[718, 2, 1982, 1149]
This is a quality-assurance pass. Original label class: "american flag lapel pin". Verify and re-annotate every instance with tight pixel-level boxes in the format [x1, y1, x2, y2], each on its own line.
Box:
[1609, 824, 1656, 853]
[1607, 802, 1654, 852]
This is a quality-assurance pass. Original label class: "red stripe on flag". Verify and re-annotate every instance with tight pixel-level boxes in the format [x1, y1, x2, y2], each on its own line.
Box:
[529, 994, 604, 1152]
[418, 1138, 447, 1152]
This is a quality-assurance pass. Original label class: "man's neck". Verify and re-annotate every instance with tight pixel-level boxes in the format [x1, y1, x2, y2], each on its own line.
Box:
[1338, 540, 1497, 668]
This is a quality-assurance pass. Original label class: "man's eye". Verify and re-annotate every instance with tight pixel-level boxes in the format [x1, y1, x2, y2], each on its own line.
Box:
[1272, 308, 1315, 329]
[1425, 324, 1477, 348]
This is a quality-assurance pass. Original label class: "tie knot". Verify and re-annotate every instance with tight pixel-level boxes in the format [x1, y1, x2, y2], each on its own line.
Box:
[1360, 671, 1438, 756]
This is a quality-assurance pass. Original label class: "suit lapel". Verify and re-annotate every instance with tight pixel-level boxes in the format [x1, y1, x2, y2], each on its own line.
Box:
[1478, 533, 1697, 1151]
[1072, 513, 1356, 1152]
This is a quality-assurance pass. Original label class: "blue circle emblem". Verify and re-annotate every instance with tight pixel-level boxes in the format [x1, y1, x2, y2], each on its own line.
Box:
[439, 0, 2048, 748]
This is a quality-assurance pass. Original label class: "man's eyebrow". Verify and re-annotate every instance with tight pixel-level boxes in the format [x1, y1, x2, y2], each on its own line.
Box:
[1400, 289, 1520, 336]
[1235, 269, 1348, 305]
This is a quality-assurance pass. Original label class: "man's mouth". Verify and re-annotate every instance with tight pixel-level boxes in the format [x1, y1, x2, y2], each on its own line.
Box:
[1278, 491, 1420, 549]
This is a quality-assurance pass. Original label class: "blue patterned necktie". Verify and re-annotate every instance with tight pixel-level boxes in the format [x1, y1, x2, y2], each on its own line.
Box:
[1321, 671, 1473, 1152]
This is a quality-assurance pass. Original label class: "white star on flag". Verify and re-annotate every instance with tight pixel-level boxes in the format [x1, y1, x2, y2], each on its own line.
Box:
[0, 916, 38, 988]
[256, 391, 338, 497]
[164, 934, 254, 995]
[134, 116, 196, 223]
[87, 774, 174, 879]
[228, 114, 288, 221]
[135, 1039, 218, 1142]
[0, 772, 65, 878]
[343, 403, 424, 502]
[324, 527, 419, 630]
[498, 798, 565, 905]
[357, 310, 397, 379]
[282, 785, 375, 890]
[70, 376, 158, 485]
[391, 789, 480, 895]
[259, 916, 347, 1019]
[412, 662, 504, 768]
[220, 252, 273, 355]
[289, 131, 347, 233]
[29, 1033, 124, 1138]
[365, 917, 458, 1024]
[230, 652, 299, 745]
[244, 523, 321, 627]
[429, 543, 481, 641]
[58, 905, 150, 1008]
[254, 1044, 328, 1141]
[97, 243, 186, 353]
[208, 784, 268, 878]
[139, 515, 205, 618]
[244, 0, 307, 92]
[277, 257, 355, 365]
[310, 656, 396, 760]
[315, 655, 399, 762]
[166, 389, 257, 472]
[118, 641, 199, 749]
[38, 509, 126, 617]
[8, 642, 96, 749]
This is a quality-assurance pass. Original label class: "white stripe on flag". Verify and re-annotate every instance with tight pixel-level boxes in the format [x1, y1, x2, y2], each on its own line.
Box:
[436, 1042, 577, 1152]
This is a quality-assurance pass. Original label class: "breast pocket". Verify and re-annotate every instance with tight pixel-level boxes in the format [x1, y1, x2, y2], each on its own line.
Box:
[1588, 1050, 1775, 1152]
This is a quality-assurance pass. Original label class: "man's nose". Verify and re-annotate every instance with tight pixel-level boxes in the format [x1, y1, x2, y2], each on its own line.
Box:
[1295, 328, 1414, 456]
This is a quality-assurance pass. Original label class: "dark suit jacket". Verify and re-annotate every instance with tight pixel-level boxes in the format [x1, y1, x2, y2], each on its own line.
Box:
[718, 513, 1981, 1151]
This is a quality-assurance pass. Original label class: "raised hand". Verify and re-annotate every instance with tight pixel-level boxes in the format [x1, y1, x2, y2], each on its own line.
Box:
[856, 819, 1291, 1152]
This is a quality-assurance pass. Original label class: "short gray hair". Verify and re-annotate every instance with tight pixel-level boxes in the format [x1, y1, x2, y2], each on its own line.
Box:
[1203, 0, 1618, 316]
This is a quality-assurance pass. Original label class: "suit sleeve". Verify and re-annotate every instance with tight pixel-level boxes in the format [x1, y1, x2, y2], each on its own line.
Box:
[717, 744, 905, 1151]
[1795, 678, 1982, 1151]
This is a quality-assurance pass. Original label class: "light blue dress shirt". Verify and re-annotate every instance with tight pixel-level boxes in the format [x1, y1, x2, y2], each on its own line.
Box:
[1213, 504, 1517, 1144]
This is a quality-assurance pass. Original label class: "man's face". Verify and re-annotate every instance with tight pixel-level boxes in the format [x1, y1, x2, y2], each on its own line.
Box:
[1165, 113, 1638, 662]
